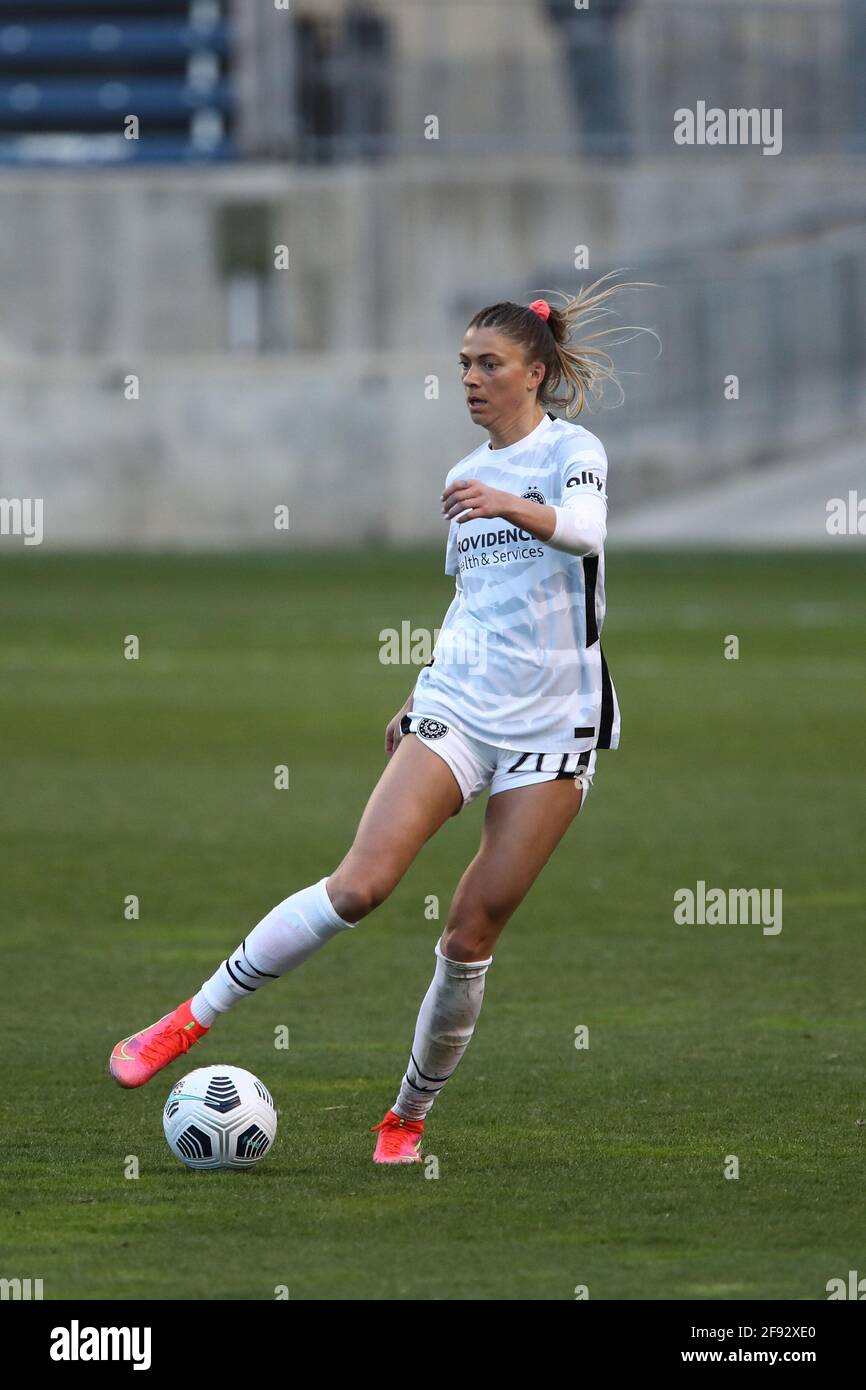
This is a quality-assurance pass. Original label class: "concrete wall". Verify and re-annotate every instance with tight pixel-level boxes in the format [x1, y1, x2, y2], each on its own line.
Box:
[1, 156, 862, 549]
[1, 156, 858, 357]
[2, 351, 862, 550]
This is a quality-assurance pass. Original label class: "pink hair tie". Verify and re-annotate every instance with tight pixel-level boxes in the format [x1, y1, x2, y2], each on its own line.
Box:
[528, 298, 551, 321]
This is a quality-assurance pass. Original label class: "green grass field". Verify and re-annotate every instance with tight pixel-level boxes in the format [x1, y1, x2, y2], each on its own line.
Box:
[1, 548, 864, 1301]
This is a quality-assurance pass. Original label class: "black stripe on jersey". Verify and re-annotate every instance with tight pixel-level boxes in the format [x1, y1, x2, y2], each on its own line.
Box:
[583, 555, 599, 647]
[596, 648, 614, 749]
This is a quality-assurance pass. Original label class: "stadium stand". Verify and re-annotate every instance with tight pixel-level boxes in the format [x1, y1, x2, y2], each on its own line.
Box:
[0, 0, 233, 163]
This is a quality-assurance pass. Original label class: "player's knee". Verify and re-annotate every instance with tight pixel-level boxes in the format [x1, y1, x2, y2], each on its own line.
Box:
[441, 908, 503, 961]
[327, 871, 391, 924]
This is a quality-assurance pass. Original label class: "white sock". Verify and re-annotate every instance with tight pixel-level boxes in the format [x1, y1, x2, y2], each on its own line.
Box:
[392, 938, 493, 1122]
[191, 877, 353, 1023]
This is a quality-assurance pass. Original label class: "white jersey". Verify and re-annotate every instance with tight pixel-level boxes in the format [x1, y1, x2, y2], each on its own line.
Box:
[413, 411, 621, 754]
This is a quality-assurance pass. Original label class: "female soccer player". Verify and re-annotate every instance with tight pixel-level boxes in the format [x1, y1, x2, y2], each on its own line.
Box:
[110, 276, 644, 1164]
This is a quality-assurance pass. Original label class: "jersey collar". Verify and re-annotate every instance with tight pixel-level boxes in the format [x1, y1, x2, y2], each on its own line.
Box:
[485, 411, 556, 461]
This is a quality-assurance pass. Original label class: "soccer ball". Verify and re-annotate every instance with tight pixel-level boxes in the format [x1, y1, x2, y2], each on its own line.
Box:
[163, 1065, 277, 1171]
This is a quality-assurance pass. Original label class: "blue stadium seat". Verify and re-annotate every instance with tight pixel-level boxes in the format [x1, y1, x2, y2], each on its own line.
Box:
[0, 79, 230, 120]
[0, 22, 229, 64]
[0, 1, 234, 164]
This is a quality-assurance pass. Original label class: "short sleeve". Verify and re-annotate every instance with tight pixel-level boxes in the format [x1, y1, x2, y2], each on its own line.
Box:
[560, 436, 608, 503]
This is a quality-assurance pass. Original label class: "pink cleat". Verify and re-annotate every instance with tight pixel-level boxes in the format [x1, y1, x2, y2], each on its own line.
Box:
[371, 1109, 425, 1164]
[110, 998, 209, 1089]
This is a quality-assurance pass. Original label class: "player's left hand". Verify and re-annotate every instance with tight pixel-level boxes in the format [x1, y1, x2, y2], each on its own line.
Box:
[442, 479, 511, 524]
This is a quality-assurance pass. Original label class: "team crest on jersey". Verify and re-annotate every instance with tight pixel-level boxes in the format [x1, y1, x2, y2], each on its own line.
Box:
[521, 487, 546, 506]
[416, 717, 449, 741]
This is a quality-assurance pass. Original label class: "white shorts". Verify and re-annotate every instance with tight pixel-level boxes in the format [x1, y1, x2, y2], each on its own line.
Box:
[399, 711, 597, 813]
